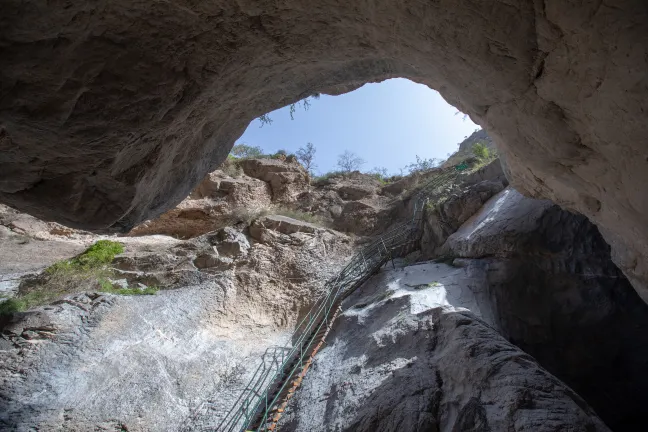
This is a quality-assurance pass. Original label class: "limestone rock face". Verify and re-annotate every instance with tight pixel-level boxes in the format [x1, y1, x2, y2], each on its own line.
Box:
[0, 224, 354, 431]
[442, 188, 648, 430]
[421, 179, 506, 257]
[280, 263, 610, 432]
[128, 168, 273, 239]
[249, 214, 321, 243]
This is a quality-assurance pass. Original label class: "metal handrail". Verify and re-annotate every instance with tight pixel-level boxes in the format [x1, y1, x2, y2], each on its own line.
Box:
[214, 166, 463, 432]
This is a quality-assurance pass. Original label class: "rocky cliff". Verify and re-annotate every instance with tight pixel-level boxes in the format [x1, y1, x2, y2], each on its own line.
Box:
[0, 216, 354, 430]
[129, 157, 443, 239]
[280, 263, 609, 432]
[280, 184, 648, 431]
[441, 128, 496, 168]
[2, 158, 648, 431]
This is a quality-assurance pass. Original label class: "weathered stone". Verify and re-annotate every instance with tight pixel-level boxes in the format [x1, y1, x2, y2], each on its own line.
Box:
[334, 201, 386, 235]
[442, 188, 554, 258]
[193, 253, 232, 270]
[238, 159, 309, 203]
[421, 180, 506, 257]
[1, 0, 647, 298]
[206, 227, 250, 258]
[458, 158, 507, 186]
[440, 187, 648, 430]
[336, 184, 376, 201]
[249, 215, 319, 242]
[2, 311, 57, 337]
[281, 262, 610, 432]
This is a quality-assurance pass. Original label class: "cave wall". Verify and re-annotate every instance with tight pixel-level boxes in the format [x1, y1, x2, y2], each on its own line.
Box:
[2, 0, 648, 298]
[442, 188, 648, 430]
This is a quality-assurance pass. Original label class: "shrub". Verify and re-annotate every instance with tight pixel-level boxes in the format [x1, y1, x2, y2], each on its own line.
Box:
[229, 205, 273, 225]
[472, 142, 490, 160]
[0, 298, 27, 316]
[7, 240, 126, 314]
[405, 155, 440, 174]
[46, 240, 123, 274]
[296, 143, 317, 174]
[313, 170, 347, 183]
[367, 167, 391, 184]
[230, 143, 264, 159]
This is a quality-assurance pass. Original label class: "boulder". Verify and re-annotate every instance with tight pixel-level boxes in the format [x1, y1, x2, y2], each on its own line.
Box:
[249, 215, 319, 242]
[193, 253, 233, 271]
[192, 171, 272, 206]
[442, 188, 554, 258]
[336, 184, 375, 201]
[238, 159, 309, 203]
[204, 226, 250, 258]
[421, 180, 506, 257]
[458, 158, 508, 186]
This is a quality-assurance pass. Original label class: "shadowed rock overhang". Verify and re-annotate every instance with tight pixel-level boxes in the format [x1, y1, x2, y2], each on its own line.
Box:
[1, 0, 648, 298]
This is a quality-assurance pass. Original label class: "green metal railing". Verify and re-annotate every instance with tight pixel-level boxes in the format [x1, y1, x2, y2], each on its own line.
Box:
[208, 167, 462, 432]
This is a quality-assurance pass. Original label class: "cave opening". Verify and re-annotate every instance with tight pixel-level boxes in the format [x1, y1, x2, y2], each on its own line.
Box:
[234, 78, 481, 180]
[1, 0, 647, 430]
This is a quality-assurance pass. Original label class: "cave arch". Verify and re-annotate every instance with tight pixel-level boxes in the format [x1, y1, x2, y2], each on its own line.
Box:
[1, 0, 648, 297]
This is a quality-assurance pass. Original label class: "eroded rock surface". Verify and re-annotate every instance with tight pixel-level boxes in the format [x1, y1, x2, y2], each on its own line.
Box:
[441, 188, 648, 430]
[0, 223, 354, 431]
[2, 0, 647, 301]
[280, 263, 610, 432]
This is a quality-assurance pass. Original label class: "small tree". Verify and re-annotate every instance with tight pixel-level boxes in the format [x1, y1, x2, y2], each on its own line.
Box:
[472, 142, 490, 160]
[337, 151, 366, 173]
[405, 155, 440, 174]
[296, 142, 317, 174]
[230, 143, 264, 159]
[368, 166, 389, 180]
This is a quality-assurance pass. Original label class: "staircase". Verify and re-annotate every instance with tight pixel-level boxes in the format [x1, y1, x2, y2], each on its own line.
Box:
[211, 166, 464, 432]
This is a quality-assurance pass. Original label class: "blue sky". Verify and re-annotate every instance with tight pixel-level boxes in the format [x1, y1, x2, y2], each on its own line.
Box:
[236, 78, 479, 175]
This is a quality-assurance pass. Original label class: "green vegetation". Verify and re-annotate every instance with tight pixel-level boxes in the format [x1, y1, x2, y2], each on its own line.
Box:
[1, 240, 157, 316]
[313, 170, 347, 183]
[230, 143, 264, 159]
[405, 155, 440, 174]
[48, 240, 124, 274]
[0, 298, 27, 315]
[472, 142, 491, 160]
[367, 167, 389, 184]
[469, 141, 498, 170]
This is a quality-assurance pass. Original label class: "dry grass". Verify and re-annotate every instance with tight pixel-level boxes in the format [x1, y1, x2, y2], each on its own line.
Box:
[220, 158, 243, 178]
